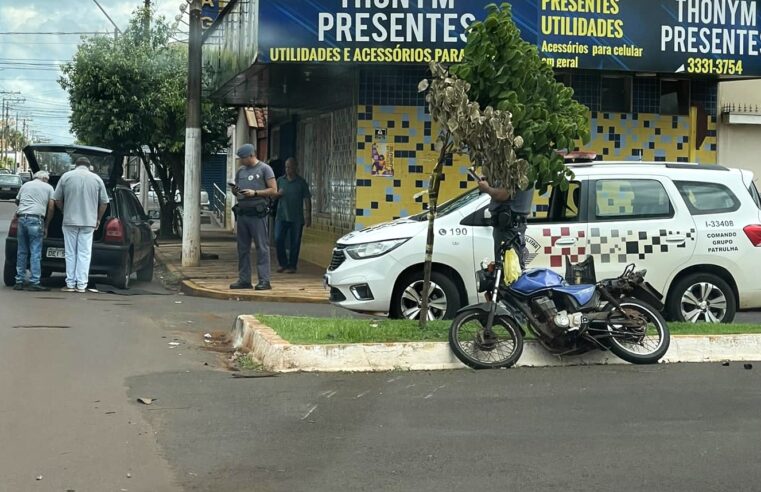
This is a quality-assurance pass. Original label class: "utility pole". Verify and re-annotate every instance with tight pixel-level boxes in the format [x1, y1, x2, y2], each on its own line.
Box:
[14, 111, 19, 169]
[182, 0, 202, 267]
[1, 92, 21, 164]
[21, 120, 27, 170]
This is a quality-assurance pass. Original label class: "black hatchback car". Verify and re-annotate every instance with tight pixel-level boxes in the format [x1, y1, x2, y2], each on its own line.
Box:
[3, 145, 155, 289]
[0, 173, 23, 200]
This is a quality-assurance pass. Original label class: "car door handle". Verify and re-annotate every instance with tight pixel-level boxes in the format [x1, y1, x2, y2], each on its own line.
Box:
[555, 237, 577, 246]
[665, 235, 686, 243]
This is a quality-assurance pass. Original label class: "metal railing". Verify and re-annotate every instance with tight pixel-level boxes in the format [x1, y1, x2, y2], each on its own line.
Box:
[212, 183, 226, 227]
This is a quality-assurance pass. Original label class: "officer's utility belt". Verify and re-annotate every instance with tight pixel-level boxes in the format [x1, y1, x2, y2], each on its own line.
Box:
[491, 210, 527, 229]
[233, 203, 270, 219]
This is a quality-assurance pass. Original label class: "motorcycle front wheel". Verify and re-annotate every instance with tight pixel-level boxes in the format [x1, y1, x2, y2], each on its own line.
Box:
[448, 309, 524, 369]
[606, 298, 670, 364]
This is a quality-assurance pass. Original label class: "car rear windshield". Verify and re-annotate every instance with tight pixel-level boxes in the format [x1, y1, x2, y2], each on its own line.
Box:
[0, 175, 22, 186]
[32, 149, 115, 183]
[674, 181, 740, 215]
[749, 181, 761, 210]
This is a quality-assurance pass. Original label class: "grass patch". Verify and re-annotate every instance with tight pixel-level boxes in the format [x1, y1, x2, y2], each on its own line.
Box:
[235, 353, 262, 371]
[258, 315, 449, 344]
[669, 322, 761, 335]
[257, 315, 761, 345]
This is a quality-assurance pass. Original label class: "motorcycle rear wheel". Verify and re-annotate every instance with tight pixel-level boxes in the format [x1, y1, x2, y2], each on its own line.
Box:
[448, 309, 524, 369]
[606, 298, 670, 364]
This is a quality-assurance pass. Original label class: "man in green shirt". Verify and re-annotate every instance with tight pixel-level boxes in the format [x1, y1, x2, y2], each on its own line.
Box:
[275, 157, 312, 273]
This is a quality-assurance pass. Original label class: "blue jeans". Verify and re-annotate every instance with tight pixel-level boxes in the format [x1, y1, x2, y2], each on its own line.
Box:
[16, 215, 44, 285]
[275, 220, 304, 270]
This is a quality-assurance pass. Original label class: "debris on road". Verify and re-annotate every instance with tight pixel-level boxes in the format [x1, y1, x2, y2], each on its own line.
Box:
[137, 398, 155, 405]
[168, 342, 180, 348]
[744, 363, 753, 370]
[204, 333, 212, 339]
[36, 475, 43, 481]
[232, 370, 277, 378]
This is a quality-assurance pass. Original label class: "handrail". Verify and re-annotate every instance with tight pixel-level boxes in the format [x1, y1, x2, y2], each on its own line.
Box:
[212, 183, 226, 226]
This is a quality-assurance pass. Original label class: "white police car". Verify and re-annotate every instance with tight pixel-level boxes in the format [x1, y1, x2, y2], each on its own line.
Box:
[325, 162, 761, 323]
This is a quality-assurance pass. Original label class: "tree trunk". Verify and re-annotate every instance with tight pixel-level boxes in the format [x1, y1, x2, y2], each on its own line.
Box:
[419, 134, 452, 328]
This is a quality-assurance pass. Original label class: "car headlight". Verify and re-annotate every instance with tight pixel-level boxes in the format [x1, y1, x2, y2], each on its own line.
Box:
[345, 238, 409, 260]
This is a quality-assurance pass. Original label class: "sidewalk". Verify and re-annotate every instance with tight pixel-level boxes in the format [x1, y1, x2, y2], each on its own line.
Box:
[154, 225, 328, 304]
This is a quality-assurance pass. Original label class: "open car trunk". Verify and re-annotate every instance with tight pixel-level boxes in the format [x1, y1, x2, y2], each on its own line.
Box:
[23, 144, 122, 241]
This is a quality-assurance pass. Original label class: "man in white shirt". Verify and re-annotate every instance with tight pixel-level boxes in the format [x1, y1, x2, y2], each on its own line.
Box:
[13, 171, 55, 291]
[53, 157, 109, 293]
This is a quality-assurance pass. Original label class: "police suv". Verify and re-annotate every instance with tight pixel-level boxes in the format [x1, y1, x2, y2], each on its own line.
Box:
[325, 162, 761, 323]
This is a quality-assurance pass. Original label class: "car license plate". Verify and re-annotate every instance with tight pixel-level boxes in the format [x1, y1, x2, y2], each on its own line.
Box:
[46, 248, 65, 259]
[0, 187, 9, 191]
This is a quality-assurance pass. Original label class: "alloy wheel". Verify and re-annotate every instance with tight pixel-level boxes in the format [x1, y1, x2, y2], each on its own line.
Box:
[680, 282, 728, 323]
[399, 280, 448, 320]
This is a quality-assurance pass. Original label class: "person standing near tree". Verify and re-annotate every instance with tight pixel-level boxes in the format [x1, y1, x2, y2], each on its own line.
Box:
[12, 171, 55, 291]
[54, 156, 109, 293]
[274, 157, 312, 273]
[477, 177, 534, 270]
[230, 143, 277, 291]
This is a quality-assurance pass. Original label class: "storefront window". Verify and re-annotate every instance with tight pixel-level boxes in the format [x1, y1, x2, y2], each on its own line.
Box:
[660, 79, 690, 115]
[601, 76, 632, 113]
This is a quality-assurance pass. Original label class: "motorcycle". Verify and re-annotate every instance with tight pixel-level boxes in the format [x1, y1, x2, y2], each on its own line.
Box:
[448, 234, 670, 369]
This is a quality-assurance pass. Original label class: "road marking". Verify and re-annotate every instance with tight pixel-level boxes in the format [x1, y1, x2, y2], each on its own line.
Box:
[355, 390, 370, 399]
[301, 405, 318, 421]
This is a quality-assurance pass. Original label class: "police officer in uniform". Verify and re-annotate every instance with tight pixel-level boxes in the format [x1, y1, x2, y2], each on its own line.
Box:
[477, 177, 534, 270]
[230, 144, 277, 290]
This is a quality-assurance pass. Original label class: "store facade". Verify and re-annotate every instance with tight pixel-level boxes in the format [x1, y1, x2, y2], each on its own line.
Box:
[203, 0, 756, 266]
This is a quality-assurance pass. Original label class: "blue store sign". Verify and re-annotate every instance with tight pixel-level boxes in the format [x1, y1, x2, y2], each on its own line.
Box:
[256, 0, 761, 76]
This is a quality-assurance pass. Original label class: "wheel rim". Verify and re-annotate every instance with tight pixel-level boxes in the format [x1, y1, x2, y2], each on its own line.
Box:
[609, 305, 665, 356]
[680, 282, 728, 323]
[453, 313, 518, 365]
[399, 280, 448, 320]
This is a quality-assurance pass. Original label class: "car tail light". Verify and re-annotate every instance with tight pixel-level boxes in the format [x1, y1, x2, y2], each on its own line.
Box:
[743, 225, 761, 246]
[104, 218, 126, 243]
[9, 216, 18, 237]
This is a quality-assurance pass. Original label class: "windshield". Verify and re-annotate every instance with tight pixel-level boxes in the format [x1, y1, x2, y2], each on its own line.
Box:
[409, 188, 481, 221]
[0, 175, 22, 186]
[32, 149, 115, 183]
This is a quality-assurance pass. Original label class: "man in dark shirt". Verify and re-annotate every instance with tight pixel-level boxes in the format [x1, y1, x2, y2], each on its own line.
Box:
[275, 157, 312, 273]
[478, 177, 534, 269]
[230, 144, 278, 290]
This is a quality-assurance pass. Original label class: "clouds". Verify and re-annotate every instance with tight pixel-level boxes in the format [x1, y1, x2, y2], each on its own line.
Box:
[0, 0, 187, 144]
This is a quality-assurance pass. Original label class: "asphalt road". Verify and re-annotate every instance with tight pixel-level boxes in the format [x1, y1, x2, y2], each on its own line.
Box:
[1, 200, 761, 492]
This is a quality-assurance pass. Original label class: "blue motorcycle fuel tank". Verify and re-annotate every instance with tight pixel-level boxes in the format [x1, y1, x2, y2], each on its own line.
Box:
[510, 269, 564, 294]
[510, 269, 597, 306]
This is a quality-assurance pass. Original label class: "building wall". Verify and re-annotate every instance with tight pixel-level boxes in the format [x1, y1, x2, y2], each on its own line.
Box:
[718, 79, 761, 178]
[296, 106, 357, 267]
[354, 107, 718, 228]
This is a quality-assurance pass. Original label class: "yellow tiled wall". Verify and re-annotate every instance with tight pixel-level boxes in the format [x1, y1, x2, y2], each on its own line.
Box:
[355, 107, 718, 228]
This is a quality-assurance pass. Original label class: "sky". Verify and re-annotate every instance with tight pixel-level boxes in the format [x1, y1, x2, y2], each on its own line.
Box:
[0, 0, 189, 146]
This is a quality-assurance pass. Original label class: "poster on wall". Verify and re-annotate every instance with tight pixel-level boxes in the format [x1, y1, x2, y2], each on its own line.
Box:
[255, 0, 761, 76]
[371, 129, 394, 177]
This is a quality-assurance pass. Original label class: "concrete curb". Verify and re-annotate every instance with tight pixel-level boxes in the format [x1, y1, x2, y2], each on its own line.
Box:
[232, 315, 761, 373]
[154, 247, 328, 304]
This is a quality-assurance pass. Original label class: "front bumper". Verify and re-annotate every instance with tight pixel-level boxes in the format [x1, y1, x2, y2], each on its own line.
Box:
[325, 255, 401, 313]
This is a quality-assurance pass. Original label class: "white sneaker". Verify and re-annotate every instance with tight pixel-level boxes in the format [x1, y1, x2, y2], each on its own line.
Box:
[61, 287, 76, 292]
[76, 288, 87, 293]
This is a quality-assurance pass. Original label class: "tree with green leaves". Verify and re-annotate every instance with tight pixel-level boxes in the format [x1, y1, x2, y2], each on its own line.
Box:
[416, 3, 589, 325]
[450, 2, 590, 193]
[59, 7, 235, 238]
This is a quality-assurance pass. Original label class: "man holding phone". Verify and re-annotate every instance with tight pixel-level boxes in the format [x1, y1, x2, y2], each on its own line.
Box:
[229, 143, 277, 290]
